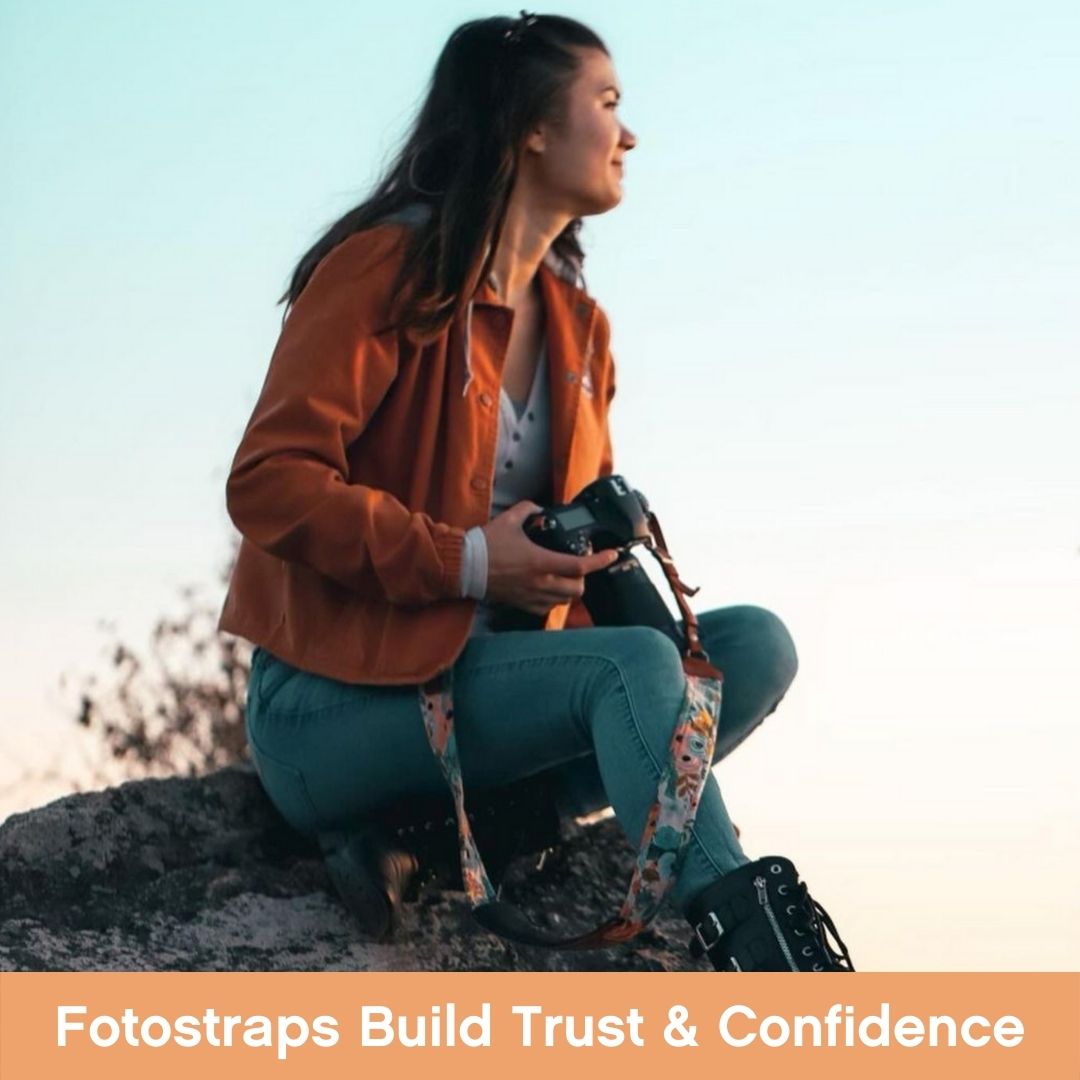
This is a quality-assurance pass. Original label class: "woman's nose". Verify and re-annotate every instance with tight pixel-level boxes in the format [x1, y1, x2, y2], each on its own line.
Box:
[620, 125, 637, 152]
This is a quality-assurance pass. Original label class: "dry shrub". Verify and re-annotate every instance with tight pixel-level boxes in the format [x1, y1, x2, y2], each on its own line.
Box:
[68, 536, 251, 781]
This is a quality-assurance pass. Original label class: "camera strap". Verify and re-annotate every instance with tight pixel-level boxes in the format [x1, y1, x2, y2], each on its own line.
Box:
[416, 511, 725, 950]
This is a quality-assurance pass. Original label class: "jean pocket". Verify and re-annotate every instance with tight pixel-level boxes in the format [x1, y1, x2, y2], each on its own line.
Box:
[247, 738, 322, 836]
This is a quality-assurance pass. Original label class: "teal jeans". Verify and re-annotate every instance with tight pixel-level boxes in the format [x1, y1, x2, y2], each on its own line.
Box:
[244, 604, 798, 915]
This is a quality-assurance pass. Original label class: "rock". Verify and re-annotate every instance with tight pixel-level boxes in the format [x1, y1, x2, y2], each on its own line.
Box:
[0, 766, 709, 972]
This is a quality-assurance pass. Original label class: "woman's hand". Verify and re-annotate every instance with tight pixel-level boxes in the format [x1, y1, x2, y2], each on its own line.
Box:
[481, 500, 620, 616]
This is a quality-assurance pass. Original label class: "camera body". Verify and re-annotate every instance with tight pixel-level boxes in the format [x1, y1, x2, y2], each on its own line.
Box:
[522, 473, 651, 553]
[523, 475, 682, 647]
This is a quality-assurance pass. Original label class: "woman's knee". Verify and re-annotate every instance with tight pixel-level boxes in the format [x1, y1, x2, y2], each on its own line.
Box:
[599, 625, 688, 689]
[722, 604, 799, 703]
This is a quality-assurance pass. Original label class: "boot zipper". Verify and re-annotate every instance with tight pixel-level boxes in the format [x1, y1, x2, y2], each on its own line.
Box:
[755, 876, 799, 971]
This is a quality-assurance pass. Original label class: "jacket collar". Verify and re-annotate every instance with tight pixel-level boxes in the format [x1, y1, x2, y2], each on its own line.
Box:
[473, 247, 594, 325]
[379, 200, 595, 321]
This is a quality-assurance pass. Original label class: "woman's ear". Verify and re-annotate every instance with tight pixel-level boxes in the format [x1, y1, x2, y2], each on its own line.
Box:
[523, 124, 547, 157]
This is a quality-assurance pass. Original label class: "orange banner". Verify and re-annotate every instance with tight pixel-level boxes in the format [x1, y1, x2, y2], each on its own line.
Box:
[1, 972, 1076, 1079]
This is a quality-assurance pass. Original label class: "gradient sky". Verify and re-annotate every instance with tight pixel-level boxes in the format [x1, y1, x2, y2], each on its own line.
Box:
[2, 1, 1077, 970]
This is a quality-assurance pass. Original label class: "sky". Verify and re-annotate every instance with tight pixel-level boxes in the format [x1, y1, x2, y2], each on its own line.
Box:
[1, 0, 1078, 971]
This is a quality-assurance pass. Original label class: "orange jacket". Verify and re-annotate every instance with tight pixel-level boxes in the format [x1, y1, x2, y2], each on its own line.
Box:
[217, 207, 617, 685]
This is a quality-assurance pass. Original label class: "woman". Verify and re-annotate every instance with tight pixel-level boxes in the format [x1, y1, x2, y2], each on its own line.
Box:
[219, 12, 853, 972]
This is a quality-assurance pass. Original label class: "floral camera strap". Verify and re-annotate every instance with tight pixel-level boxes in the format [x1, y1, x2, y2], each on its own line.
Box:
[417, 526, 724, 950]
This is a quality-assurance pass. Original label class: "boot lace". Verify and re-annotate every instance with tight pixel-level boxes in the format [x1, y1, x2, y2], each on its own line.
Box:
[783, 880, 855, 971]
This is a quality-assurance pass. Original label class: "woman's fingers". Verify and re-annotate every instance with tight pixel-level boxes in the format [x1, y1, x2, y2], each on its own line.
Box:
[520, 575, 588, 614]
[538, 572, 586, 600]
[481, 500, 620, 613]
[503, 577, 589, 615]
[543, 548, 619, 577]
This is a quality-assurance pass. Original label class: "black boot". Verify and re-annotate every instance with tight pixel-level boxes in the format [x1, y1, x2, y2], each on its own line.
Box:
[375, 771, 565, 890]
[319, 774, 564, 941]
[319, 825, 419, 942]
[685, 855, 855, 972]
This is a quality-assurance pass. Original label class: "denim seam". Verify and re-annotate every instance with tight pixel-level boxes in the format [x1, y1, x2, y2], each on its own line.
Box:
[688, 819, 742, 876]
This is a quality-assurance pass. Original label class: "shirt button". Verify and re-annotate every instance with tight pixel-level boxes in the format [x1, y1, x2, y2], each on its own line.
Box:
[470, 475, 486, 492]
[504, 461, 514, 470]
[512, 433, 521, 442]
[478, 391, 493, 407]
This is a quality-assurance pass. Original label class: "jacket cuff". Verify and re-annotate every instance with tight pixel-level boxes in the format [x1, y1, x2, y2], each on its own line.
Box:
[433, 526, 467, 600]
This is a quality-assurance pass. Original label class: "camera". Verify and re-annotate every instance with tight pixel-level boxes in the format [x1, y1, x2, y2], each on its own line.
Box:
[522, 474, 683, 647]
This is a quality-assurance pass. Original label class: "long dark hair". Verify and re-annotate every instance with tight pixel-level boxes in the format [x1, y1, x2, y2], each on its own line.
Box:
[278, 12, 609, 339]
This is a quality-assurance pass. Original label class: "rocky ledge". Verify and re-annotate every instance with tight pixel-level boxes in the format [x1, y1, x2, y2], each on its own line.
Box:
[0, 766, 708, 971]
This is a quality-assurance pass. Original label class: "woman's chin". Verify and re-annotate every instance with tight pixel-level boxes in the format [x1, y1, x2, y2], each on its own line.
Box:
[597, 186, 625, 213]
[573, 186, 624, 219]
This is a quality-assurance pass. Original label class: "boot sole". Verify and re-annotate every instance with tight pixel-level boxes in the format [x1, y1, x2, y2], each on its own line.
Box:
[321, 831, 404, 942]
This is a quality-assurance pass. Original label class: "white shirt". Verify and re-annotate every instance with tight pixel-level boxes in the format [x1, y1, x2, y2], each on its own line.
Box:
[459, 340, 553, 636]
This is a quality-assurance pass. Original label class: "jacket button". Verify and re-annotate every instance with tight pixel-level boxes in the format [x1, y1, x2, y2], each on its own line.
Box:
[470, 475, 487, 492]
[565, 371, 577, 384]
[478, 391, 493, 407]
